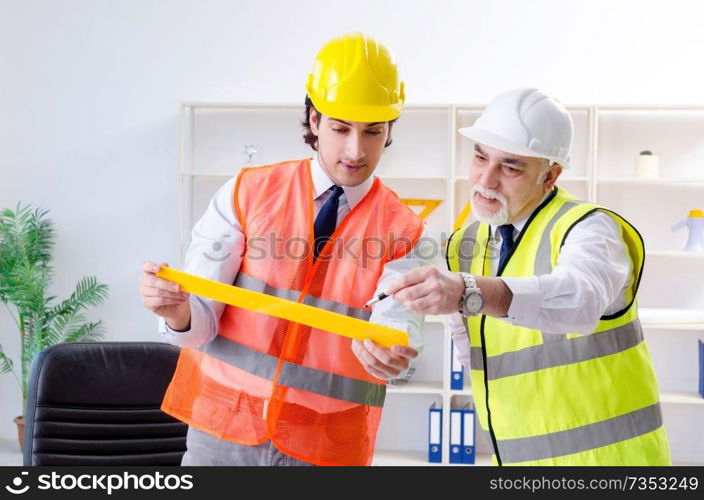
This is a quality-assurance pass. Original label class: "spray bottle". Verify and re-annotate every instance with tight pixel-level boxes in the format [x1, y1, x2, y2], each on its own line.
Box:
[671, 209, 704, 252]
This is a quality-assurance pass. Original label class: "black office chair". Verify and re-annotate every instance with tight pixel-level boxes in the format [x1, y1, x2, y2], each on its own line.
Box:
[23, 341, 188, 465]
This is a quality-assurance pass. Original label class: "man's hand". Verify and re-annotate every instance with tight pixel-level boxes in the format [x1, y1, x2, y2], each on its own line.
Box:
[384, 266, 465, 315]
[139, 261, 192, 331]
[351, 339, 419, 380]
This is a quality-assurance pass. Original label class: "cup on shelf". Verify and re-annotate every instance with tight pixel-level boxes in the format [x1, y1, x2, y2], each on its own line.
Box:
[635, 150, 659, 179]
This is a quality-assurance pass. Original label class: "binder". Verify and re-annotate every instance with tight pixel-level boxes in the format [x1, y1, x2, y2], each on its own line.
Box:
[451, 339, 464, 390]
[428, 402, 442, 463]
[461, 405, 476, 464]
[699, 339, 704, 399]
[449, 408, 463, 463]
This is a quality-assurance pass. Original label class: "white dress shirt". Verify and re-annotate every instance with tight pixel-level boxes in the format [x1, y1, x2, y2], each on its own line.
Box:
[450, 189, 633, 366]
[159, 156, 434, 360]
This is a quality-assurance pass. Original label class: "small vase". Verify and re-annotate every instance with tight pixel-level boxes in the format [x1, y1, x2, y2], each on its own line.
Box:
[635, 153, 659, 179]
[13, 415, 25, 452]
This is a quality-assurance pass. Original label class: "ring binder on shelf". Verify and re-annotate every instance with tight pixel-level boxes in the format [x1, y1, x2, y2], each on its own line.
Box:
[451, 339, 464, 390]
[461, 403, 476, 464]
[450, 407, 463, 463]
[428, 402, 442, 463]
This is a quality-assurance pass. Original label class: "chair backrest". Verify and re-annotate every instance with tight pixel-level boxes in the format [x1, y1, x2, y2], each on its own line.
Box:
[23, 341, 187, 465]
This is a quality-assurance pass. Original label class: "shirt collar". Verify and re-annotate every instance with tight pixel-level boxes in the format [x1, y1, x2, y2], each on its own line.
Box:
[491, 189, 553, 239]
[310, 155, 374, 210]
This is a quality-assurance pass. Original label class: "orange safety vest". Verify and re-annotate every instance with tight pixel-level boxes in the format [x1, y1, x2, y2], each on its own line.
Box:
[161, 159, 424, 466]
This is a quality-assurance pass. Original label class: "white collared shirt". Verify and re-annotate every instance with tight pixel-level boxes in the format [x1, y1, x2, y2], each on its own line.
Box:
[158, 156, 433, 357]
[499, 210, 631, 332]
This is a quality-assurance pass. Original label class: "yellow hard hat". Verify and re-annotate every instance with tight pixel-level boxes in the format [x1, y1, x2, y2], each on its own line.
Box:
[305, 32, 405, 123]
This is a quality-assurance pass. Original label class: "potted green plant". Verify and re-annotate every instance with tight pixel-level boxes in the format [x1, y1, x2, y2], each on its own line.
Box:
[0, 203, 109, 450]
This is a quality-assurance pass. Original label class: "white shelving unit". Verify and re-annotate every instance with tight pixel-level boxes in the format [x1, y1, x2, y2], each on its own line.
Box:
[178, 102, 704, 466]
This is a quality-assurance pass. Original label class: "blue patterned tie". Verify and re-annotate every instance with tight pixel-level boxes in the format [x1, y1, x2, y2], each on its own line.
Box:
[313, 185, 344, 260]
[498, 224, 515, 270]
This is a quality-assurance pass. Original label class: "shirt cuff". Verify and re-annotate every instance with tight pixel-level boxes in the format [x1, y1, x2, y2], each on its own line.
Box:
[157, 315, 191, 335]
[500, 276, 542, 328]
[157, 295, 216, 348]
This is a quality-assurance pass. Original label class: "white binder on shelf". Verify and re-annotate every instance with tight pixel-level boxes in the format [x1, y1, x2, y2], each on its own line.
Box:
[450, 407, 463, 463]
[461, 403, 476, 464]
[451, 339, 464, 390]
[428, 402, 442, 463]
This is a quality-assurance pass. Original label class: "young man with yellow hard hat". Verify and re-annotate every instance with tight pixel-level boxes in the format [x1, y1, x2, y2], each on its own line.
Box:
[385, 88, 671, 466]
[138, 32, 429, 466]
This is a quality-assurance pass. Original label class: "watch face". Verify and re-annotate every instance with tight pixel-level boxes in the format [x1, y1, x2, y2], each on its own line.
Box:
[464, 292, 483, 314]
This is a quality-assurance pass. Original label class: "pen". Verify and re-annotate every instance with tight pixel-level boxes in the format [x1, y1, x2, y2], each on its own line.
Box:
[364, 292, 389, 308]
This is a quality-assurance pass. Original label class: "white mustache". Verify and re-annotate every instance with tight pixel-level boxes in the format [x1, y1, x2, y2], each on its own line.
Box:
[471, 185, 507, 207]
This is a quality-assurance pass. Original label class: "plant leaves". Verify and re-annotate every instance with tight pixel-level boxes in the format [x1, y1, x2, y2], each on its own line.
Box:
[0, 346, 14, 375]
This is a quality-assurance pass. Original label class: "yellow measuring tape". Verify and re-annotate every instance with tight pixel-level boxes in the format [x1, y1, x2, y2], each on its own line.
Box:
[156, 267, 408, 348]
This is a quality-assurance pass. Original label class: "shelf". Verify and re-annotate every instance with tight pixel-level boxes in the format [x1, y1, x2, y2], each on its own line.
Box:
[372, 450, 442, 466]
[646, 250, 704, 259]
[639, 308, 704, 328]
[372, 449, 492, 466]
[660, 391, 704, 405]
[183, 102, 302, 110]
[452, 176, 589, 182]
[596, 105, 704, 112]
[446, 453, 493, 466]
[426, 314, 449, 325]
[182, 173, 453, 181]
[445, 387, 704, 407]
[387, 380, 444, 395]
[642, 323, 704, 331]
[182, 172, 239, 178]
[597, 178, 704, 186]
[558, 176, 590, 182]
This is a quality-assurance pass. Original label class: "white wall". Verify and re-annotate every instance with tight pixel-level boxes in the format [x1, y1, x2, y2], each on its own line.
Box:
[1, 0, 703, 440]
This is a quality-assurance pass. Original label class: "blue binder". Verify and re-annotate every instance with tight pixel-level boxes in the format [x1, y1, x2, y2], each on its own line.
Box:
[699, 339, 704, 399]
[428, 403, 442, 463]
[461, 406, 476, 464]
[449, 408, 463, 463]
[451, 339, 464, 390]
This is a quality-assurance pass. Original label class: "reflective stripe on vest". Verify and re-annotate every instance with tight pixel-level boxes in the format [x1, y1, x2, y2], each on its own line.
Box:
[468, 319, 643, 379]
[202, 336, 385, 407]
[533, 200, 583, 276]
[497, 403, 663, 464]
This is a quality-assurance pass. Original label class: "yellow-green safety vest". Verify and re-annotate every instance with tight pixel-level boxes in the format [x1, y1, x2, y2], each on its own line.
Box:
[447, 186, 671, 466]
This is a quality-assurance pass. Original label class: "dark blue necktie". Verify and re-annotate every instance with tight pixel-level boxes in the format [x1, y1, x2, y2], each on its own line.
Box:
[313, 185, 344, 260]
[498, 224, 515, 270]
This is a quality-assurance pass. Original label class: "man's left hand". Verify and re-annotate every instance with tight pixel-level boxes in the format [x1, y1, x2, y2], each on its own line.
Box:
[351, 339, 419, 380]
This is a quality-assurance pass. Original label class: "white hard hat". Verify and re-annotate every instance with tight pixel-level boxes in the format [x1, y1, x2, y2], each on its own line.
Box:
[458, 88, 573, 168]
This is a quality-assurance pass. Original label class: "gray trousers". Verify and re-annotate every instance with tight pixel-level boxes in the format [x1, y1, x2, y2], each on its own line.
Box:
[180, 426, 314, 466]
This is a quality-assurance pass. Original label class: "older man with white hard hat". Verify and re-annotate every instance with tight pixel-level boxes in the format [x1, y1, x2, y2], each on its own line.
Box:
[385, 88, 672, 466]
